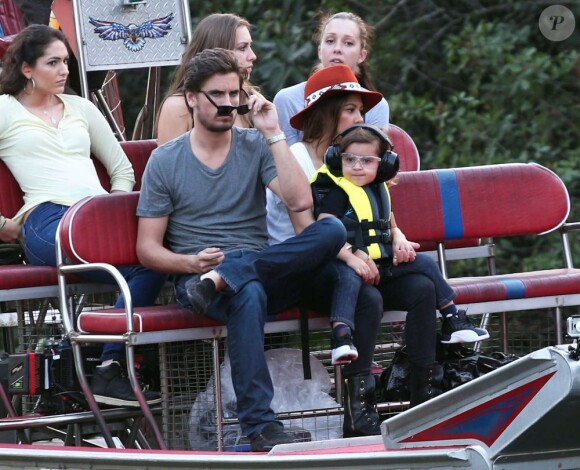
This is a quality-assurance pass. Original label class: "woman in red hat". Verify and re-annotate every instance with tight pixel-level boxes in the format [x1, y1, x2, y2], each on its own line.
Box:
[267, 64, 382, 244]
[274, 11, 389, 146]
[267, 64, 385, 438]
[269, 64, 488, 414]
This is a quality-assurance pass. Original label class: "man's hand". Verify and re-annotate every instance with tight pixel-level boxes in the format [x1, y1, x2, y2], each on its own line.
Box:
[192, 247, 225, 274]
[247, 93, 280, 136]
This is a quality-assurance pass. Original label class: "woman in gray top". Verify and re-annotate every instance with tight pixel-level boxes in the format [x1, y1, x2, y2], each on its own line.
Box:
[274, 11, 390, 146]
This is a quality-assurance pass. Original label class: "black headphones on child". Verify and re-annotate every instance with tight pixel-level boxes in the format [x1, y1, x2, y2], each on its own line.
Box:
[324, 124, 399, 183]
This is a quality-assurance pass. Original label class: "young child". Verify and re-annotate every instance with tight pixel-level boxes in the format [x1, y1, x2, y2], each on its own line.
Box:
[311, 124, 489, 347]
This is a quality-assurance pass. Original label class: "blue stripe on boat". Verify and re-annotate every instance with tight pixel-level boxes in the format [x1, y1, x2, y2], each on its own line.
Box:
[437, 170, 464, 239]
[500, 279, 526, 299]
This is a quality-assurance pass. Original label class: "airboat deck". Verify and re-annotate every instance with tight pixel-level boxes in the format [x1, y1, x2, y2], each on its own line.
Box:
[1, 345, 580, 469]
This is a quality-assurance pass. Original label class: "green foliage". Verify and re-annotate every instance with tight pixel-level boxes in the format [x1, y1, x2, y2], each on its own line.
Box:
[119, 0, 579, 270]
[245, 2, 318, 98]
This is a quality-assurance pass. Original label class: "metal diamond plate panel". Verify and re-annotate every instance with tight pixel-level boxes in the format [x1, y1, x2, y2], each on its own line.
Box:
[74, 0, 190, 71]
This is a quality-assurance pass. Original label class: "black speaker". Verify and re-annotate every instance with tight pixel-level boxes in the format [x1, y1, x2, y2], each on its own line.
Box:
[324, 124, 399, 183]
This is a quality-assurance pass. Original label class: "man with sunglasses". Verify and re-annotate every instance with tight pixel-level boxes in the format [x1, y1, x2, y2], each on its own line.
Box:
[135, 48, 359, 451]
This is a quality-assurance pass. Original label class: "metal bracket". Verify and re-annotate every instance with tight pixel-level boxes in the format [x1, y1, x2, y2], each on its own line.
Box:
[121, 0, 147, 11]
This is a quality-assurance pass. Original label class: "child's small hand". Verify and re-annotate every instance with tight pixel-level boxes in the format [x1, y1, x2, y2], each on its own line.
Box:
[365, 257, 381, 285]
[392, 240, 419, 265]
[346, 256, 374, 283]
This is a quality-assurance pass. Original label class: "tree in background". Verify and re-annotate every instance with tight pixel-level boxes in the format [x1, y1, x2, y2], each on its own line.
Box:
[121, 0, 578, 270]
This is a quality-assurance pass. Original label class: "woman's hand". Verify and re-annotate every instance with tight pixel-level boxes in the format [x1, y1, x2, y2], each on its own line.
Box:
[0, 218, 22, 243]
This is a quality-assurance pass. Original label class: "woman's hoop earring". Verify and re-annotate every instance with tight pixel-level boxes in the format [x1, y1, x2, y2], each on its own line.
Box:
[24, 78, 35, 95]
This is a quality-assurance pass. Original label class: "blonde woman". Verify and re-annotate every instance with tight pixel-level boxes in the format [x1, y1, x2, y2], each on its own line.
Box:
[156, 13, 258, 143]
[274, 11, 390, 146]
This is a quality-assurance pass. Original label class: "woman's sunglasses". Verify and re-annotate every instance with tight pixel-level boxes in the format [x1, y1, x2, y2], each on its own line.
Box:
[200, 89, 250, 116]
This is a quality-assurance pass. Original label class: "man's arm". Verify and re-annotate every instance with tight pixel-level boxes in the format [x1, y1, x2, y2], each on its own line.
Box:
[288, 208, 314, 235]
[137, 216, 224, 274]
[137, 216, 187, 273]
[249, 95, 312, 212]
[273, 87, 301, 147]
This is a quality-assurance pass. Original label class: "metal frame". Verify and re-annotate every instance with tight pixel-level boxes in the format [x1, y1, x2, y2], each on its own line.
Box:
[70, 0, 191, 98]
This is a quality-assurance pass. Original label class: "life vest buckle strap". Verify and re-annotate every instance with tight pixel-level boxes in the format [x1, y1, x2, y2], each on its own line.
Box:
[364, 230, 392, 245]
[361, 219, 390, 231]
[376, 219, 391, 230]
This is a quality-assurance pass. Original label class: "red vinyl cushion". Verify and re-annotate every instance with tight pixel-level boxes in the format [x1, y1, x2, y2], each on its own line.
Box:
[451, 269, 580, 304]
[0, 159, 24, 218]
[92, 139, 157, 192]
[78, 305, 220, 334]
[0, 0, 25, 38]
[0, 265, 58, 289]
[391, 169, 445, 241]
[60, 192, 140, 266]
[78, 305, 327, 334]
[0, 264, 86, 291]
[120, 139, 157, 191]
[455, 164, 568, 238]
[391, 163, 569, 243]
[387, 124, 420, 172]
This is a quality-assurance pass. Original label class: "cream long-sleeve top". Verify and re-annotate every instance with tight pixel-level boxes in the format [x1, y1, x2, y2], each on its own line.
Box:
[0, 93, 135, 223]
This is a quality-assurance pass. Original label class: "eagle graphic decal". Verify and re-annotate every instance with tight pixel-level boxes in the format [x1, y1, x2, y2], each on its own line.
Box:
[88, 13, 174, 52]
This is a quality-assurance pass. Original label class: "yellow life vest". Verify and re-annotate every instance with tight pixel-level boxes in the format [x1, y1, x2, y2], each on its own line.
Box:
[312, 165, 392, 260]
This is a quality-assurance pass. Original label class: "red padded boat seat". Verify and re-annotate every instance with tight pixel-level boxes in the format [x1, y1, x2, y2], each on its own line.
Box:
[387, 123, 420, 172]
[77, 304, 327, 335]
[451, 269, 580, 305]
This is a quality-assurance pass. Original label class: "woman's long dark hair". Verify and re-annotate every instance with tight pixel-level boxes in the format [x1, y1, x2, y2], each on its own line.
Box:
[0, 25, 67, 95]
[302, 93, 349, 148]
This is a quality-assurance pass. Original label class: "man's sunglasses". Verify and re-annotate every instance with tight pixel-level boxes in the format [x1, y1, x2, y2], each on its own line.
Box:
[200, 89, 250, 116]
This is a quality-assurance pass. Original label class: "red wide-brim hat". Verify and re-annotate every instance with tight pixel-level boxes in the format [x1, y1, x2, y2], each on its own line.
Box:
[289, 64, 383, 130]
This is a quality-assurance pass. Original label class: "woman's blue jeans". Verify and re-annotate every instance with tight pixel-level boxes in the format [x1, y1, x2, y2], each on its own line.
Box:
[377, 254, 456, 368]
[390, 253, 456, 308]
[23, 202, 167, 360]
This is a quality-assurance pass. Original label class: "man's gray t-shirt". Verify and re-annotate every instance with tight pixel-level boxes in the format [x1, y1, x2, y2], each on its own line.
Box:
[137, 127, 277, 255]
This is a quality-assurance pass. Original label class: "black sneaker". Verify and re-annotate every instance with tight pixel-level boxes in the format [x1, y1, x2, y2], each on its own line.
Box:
[331, 326, 358, 365]
[185, 277, 217, 314]
[90, 361, 161, 407]
[441, 310, 490, 344]
[250, 422, 301, 452]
